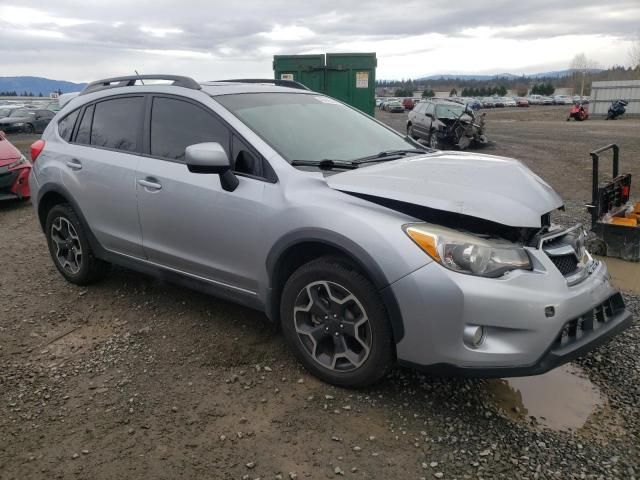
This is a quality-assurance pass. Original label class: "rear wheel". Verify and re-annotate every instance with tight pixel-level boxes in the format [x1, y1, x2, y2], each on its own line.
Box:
[280, 257, 394, 387]
[45, 204, 110, 285]
[23, 123, 34, 134]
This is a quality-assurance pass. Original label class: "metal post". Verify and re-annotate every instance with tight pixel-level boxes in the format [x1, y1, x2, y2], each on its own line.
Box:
[589, 144, 620, 228]
[591, 151, 599, 228]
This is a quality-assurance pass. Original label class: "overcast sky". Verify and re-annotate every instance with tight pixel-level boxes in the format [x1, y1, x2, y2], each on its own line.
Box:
[1, 0, 638, 83]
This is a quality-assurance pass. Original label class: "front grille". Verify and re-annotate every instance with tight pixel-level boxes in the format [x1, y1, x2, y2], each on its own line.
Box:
[550, 254, 579, 276]
[552, 293, 625, 350]
[539, 226, 588, 281]
[0, 170, 18, 190]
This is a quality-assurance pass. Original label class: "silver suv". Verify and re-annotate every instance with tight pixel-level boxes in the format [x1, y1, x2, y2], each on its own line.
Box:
[29, 75, 632, 387]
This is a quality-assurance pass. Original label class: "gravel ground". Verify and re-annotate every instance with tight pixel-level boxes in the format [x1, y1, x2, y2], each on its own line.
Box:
[1, 107, 639, 479]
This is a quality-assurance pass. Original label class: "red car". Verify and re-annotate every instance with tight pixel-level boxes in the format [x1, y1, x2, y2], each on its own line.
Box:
[402, 98, 415, 110]
[0, 131, 31, 200]
[516, 97, 529, 107]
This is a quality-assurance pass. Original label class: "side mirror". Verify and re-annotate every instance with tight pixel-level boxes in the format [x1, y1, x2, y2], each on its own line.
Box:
[185, 142, 238, 192]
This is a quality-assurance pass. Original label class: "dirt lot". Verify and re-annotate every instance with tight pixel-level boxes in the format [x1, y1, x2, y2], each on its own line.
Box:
[1, 108, 640, 480]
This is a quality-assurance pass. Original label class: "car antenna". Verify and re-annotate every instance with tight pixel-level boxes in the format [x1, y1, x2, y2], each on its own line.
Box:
[135, 70, 144, 85]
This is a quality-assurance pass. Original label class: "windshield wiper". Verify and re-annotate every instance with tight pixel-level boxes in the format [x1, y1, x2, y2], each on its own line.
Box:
[352, 148, 426, 165]
[291, 159, 359, 170]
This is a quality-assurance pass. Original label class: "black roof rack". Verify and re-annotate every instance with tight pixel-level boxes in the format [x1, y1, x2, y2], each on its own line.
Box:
[214, 79, 310, 91]
[80, 75, 201, 95]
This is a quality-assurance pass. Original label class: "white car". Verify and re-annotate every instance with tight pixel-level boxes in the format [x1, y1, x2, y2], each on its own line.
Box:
[553, 95, 573, 105]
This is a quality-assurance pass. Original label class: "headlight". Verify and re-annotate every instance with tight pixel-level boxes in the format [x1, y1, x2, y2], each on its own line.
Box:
[7, 154, 28, 169]
[404, 223, 532, 278]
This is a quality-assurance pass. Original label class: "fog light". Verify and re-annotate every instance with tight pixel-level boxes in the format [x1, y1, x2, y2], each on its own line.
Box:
[463, 325, 485, 348]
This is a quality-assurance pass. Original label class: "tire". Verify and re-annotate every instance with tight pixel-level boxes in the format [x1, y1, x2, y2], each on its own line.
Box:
[24, 124, 34, 134]
[407, 124, 417, 140]
[45, 204, 110, 285]
[429, 131, 439, 149]
[280, 256, 394, 388]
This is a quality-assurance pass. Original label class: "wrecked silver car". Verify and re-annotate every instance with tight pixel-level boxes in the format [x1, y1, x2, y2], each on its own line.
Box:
[32, 77, 632, 388]
[407, 99, 488, 150]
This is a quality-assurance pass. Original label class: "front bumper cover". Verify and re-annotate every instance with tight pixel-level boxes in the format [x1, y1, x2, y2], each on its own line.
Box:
[389, 251, 633, 377]
[400, 294, 632, 377]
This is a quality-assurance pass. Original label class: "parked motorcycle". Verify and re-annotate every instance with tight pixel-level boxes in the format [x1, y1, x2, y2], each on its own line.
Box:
[607, 99, 628, 120]
[567, 102, 589, 121]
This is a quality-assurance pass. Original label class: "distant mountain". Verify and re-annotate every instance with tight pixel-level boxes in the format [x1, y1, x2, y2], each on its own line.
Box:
[418, 69, 603, 81]
[419, 73, 518, 81]
[0, 76, 86, 95]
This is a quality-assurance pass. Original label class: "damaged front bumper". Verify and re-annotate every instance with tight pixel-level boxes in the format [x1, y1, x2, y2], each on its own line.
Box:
[388, 230, 632, 377]
[437, 123, 487, 150]
[0, 165, 30, 200]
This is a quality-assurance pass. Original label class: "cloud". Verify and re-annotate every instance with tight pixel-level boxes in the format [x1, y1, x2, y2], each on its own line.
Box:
[0, 0, 638, 81]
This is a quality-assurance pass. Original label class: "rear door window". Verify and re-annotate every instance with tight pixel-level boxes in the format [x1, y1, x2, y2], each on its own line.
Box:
[425, 103, 435, 116]
[58, 109, 80, 141]
[38, 110, 55, 119]
[150, 96, 230, 161]
[90, 97, 144, 153]
[75, 105, 94, 145]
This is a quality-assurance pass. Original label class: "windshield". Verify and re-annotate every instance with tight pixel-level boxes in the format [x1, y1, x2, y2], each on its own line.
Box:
[215, 93, 415, 163]
[435, 103, 465, 119]
[9, 109, 33, 117]
[0, 109, 10, 117]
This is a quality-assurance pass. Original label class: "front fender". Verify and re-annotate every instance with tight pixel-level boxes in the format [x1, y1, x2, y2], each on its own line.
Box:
[264, 223, 425, 344]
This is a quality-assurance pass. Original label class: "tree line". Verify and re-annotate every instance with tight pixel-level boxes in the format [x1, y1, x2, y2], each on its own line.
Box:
[0, 91, 45, 97]
[460, 86, 508, 97]
[378, 64, 639, 97]
[529, 83, 556, 95]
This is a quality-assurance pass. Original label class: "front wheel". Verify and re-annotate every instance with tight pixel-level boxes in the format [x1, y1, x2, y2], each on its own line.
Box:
[407, 124, 417, 140]
[280, 257, 394, 387]
[23, 123, 35, 134]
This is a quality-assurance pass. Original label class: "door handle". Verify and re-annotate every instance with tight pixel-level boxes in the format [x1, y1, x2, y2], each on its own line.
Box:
[138, 178, 162, 191]
[66, 159, 82, 170]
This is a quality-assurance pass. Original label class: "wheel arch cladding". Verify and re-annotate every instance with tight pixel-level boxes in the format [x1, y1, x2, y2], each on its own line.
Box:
[38, 190, 69, 230]
[37, 184, 106, 257]
[265, 228, 405, 343]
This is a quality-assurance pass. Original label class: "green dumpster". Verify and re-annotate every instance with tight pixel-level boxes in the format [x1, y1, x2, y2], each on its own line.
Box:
[272, 54, 325, 93]
[273, 53, 377, 116]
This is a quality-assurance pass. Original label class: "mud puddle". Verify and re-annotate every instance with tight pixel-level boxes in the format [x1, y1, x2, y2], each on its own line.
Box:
[598, 256, 640, 295]
[487, 363, 604, 431]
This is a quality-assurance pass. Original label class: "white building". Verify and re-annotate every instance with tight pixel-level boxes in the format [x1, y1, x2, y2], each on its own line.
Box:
[590, 80, 640, 116]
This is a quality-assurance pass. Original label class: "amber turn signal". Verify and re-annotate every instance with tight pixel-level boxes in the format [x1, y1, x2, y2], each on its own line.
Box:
[405, 227, 441, 261]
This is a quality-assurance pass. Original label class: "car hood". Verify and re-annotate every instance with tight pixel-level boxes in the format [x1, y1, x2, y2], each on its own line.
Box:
[325, 151, 563, 228]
